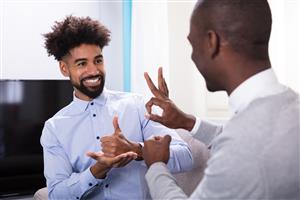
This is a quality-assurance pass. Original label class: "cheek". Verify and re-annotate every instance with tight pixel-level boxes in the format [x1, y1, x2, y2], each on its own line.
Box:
[192, 49, 203, 66]
[69, 69, 83, 82]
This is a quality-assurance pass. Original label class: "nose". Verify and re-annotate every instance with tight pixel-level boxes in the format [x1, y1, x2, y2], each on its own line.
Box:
[86, 63, 99, 76]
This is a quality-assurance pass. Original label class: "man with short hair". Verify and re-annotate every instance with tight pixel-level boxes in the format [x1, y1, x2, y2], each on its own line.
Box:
[41, 15, 193, 200]
[142, 0, 300, 199]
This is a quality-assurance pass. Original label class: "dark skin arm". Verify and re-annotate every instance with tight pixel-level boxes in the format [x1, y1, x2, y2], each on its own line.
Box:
[144, 67, 196, 131]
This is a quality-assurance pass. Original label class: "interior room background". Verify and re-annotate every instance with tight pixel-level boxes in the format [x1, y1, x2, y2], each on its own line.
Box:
[0, 0, 299, 120]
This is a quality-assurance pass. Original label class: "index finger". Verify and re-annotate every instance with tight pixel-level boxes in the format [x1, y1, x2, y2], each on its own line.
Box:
[144, 72, 164, 99]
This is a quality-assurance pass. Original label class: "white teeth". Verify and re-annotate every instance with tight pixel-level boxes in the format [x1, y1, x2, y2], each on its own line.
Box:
[85, 77, 100, 83]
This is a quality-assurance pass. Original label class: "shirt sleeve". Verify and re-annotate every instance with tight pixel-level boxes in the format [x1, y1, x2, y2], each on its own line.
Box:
[41, 122, 105, 200]
[145, 136, 264, 200]
[135, 95, 193, 173]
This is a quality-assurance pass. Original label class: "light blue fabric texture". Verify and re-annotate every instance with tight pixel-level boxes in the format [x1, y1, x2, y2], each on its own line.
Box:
[41, 88, 193, 200]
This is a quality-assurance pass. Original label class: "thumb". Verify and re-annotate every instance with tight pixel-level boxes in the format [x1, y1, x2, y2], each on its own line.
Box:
[162, 135, 171, 145]
[113, 115, 121, 135]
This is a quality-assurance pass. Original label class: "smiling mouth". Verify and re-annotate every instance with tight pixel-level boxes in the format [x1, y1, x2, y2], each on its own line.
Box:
[82, 76, 101, 87]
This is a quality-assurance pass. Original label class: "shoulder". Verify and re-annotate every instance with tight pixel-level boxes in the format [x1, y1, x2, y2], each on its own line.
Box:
[105, 89, 146, 107]
[106, 89, 145, 101]
[43, 101, 75, 130]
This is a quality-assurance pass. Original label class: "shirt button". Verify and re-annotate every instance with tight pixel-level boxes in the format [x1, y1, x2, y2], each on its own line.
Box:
[93, 114, 96, 117]
[76, 197, 79, 199]
[89, 183, 93, 186]
[96, 136, 100, 140]
[105, 184, 109, 188]
[91, 102, 94, 105]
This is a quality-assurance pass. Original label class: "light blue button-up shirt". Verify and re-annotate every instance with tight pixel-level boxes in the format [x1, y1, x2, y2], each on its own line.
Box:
[41, 88, 193, 200]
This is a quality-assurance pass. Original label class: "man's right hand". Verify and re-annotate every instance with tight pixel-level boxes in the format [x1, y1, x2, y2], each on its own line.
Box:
[144, 67, 196, 131]
[87, 151, 137, 179]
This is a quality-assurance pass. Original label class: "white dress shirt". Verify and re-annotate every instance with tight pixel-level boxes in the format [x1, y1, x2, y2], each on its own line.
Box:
[190, 68, 287, 136]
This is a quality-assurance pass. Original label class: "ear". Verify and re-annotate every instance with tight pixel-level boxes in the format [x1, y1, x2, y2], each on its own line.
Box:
[207, 30, 220, 59]
[59, 61, 70, 77]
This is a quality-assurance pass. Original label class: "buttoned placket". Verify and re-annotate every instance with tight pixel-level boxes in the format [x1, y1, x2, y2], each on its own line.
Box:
[89, 101, 101, 142]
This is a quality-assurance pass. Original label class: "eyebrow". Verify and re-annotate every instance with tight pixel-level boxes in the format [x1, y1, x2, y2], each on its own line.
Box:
[94, 54, 103, 60]
[74, 58, 87, 64]
[74, 54, 103, 64]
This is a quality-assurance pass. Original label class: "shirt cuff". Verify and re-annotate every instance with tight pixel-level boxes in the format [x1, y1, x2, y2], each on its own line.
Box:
[189, 116, 201, 136]
[79, 167, 105, 196]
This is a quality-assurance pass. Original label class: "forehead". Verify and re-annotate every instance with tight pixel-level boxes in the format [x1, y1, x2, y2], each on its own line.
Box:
[69, 44, 102, 59]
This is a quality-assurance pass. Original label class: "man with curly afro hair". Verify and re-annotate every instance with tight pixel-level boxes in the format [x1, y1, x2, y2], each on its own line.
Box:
[40, 15, 193, 200]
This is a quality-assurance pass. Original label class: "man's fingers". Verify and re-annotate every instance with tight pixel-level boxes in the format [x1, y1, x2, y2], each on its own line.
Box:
[146, 113, 164, 124]
[86, 151, 104, 160]
[145, 99, 154, 115]
[100, 136, 114, 143]
[162, 135, 172, 145]
[154, 136, 163, 141]
[158, 67, 164, 93]
[158, 67, 169, 97]
[162, 78, 169, 97]
[145, 97, 166, 114]
[115, 153, 137, 167]
[112, 152, 137, 167]
[113, 116, 121, 134]
[144, 72, 164, 99]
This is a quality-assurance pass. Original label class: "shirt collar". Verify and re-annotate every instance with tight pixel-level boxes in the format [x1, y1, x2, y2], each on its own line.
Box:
[73, 87, 108, 112]
[228, 68, 284, 115]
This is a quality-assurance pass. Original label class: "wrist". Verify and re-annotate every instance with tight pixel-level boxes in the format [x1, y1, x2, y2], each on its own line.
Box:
[182, 114, 196, 131]
[90, 163, 110, 179]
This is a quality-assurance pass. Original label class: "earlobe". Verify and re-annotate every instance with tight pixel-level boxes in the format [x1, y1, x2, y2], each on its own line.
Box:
[59, 61, 69, 77]
[207, 30, 220, 58]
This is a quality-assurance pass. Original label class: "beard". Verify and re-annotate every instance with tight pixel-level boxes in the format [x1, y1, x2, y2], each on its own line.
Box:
[71, 73, 105, 99]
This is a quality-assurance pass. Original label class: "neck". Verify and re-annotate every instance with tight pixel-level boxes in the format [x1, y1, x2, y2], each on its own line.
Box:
[74, 89, 93, 101]
[225, 58, 271, 95]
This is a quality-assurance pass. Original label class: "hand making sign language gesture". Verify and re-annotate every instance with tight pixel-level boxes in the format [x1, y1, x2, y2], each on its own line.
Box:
[144, 67, 196, 131]
[100, 116, 143, 159]
[86, 116, 143, 178]
[142, 67, 196, 168]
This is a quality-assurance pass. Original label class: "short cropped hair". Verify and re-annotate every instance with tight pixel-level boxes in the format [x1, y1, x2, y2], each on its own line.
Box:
[193, 0, 272, 60]
[44, 15, 111, 61]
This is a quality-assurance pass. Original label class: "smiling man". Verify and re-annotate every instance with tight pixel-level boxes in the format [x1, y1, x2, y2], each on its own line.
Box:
[40, 16, 193, 200]
[142, 0, 299, 199]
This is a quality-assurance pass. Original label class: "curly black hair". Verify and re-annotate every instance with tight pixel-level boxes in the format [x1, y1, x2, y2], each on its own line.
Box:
[43, 15, 111, 61]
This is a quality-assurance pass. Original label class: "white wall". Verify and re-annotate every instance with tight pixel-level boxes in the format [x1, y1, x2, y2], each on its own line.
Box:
[131, 1, 169, 99]
[0, 0, 123, 91]
[269, 0, 300, 93]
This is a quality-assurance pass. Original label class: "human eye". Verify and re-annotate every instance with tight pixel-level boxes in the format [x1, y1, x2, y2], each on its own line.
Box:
[95, 58, 103, 65]
[77, 61, 87, 67]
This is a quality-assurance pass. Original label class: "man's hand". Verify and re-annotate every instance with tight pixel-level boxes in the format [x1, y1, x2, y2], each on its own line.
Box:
[142, 135, 171, 167]
[144, 67, 196, 131]
[87, 151, 137, 179]
[100, 116, 143, 159]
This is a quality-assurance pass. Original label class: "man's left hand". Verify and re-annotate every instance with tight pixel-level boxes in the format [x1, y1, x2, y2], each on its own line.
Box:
[142, 135, 171, 167]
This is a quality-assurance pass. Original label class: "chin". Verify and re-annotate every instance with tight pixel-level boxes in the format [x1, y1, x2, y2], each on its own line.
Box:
[206, 84, 221, 92]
